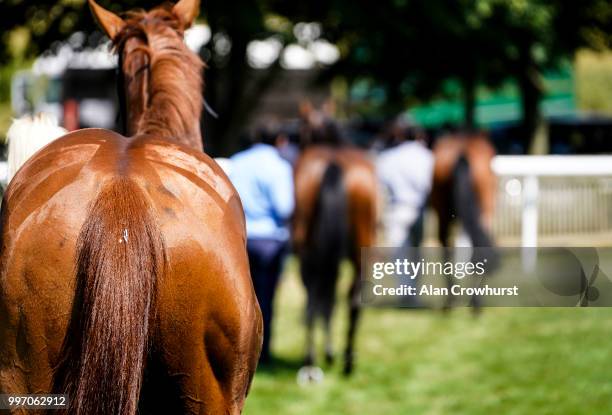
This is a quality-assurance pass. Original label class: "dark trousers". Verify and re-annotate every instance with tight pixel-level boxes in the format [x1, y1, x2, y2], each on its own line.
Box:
[247, 238, 287, 362]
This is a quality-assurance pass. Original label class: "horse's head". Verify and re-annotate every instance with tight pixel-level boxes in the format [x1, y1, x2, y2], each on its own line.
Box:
[298, 99, 344, 148]
[89, 0, 200, 77]
[89, 0, 199, 38]
[88, 0, 204, 148]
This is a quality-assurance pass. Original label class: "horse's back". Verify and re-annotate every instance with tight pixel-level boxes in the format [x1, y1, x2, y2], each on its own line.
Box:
[433, 133, 495, 184]
[0, 129, 260, 408]
[293, 145, 377, 254]
[294, 146, 376, 205]
[2, 128, 248, 273]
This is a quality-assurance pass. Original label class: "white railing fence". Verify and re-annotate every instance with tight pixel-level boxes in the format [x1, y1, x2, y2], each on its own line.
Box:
[491, 156, 612, 271]
[492, 156, 612, 247]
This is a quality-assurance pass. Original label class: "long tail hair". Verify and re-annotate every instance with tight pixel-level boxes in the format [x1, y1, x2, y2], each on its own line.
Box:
[6, 113, 66, 183]
[452, 156, 501, 271]
[302, 161, 349, 314]
[53, 178, 165, 415]
[452, 156, 494, 247]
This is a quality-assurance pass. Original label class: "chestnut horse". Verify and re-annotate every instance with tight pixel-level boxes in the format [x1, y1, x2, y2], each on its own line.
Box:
[0, 1, 261, 414]
[431, 130, 498, 307]
[293, 107, 377, 376]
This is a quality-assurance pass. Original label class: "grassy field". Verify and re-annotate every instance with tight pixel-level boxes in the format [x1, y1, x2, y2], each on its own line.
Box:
[245, 258, 612, 415]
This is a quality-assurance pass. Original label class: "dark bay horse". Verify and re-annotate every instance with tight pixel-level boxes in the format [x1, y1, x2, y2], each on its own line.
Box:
[431, 130, 498, 308]
[293, 107, 378, 376]
[0, 1, 261, 414]
[431, 130, 497, 248]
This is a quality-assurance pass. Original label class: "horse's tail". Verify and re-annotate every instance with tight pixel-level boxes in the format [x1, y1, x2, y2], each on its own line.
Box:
[304, 161, 348, 305]
[6, 113, 66, 183]
[54, 178, 165, 415]
[452, 155, 494, 247]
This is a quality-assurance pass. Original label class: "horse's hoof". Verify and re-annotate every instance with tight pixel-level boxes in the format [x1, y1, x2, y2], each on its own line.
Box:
[297, 365, 324, 386]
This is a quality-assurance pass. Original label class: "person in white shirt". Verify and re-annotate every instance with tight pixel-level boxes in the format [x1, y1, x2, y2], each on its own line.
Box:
[377, 118, 434, 247]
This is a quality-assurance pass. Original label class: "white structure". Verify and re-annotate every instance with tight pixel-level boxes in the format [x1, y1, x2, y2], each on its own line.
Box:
[491, 155, 612, 269]
[5, 113, 67, 183]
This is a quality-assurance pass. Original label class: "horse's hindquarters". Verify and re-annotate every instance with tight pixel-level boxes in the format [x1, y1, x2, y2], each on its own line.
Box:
[0, 131, 262, 413]
[0, 212, 82, 396]
[149, 223, 261, 413]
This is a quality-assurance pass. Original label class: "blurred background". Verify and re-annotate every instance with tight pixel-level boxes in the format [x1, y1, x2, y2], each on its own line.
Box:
[3, 0, 612, 155]
[3, 0, 612, 413]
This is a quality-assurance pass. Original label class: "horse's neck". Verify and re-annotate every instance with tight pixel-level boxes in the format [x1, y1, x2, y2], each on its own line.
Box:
[124, 50, 203, 151]
[137, 104, 203, 150]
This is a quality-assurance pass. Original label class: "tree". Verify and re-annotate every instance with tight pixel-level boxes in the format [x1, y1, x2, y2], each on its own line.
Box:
[489, 0, 612, 148]
[2, 0, 612, 152]
[0, 0, 288, 155]
[273, 0, 612, 147]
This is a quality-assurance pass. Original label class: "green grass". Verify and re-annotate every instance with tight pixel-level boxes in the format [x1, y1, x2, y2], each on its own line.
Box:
[244, 258, 612, 414]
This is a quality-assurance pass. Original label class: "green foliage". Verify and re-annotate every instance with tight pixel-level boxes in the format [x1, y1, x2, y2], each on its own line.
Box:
[3, 1, 612, 96]
[575, 49, 612, 114]
[0, 0, 286, 154]
[0, 60, 34, 134]
[1, 0, 612, 149]
[268, 0, 612, 122]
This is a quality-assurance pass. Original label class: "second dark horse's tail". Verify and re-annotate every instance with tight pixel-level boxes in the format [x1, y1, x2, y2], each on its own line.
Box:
[53, 178, 165, 415]
[452, 156, 494, 248]
[452, 156, 499, 273]
[303, 161, 349, 315]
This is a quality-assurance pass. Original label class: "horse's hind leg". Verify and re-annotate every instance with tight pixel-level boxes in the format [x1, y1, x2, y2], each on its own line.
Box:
[302, 297, 335, 368]
[323, 299, 335, 365]
[298, 291, 326, 385]
[323, 312, 334, 365]
[436, 200, 456, 311]
[153, 250, 261, 415]
[452, 156, 499, 313]
[343, 275, 361, 376]
[304, 295, 316, 367]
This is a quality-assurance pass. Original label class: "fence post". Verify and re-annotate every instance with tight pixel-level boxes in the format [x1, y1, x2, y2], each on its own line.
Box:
[522, 175, 539, 271]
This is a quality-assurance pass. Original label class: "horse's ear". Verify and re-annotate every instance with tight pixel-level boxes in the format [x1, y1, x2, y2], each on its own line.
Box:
[173, 0, 200, 29]
[88, 0, 125, 41]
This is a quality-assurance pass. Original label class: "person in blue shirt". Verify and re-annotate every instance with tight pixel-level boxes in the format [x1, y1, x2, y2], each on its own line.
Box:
[230, 122, 294, 364]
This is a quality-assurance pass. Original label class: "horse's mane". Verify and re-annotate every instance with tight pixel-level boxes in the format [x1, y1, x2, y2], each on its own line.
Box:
[113, 5, 204, 148]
